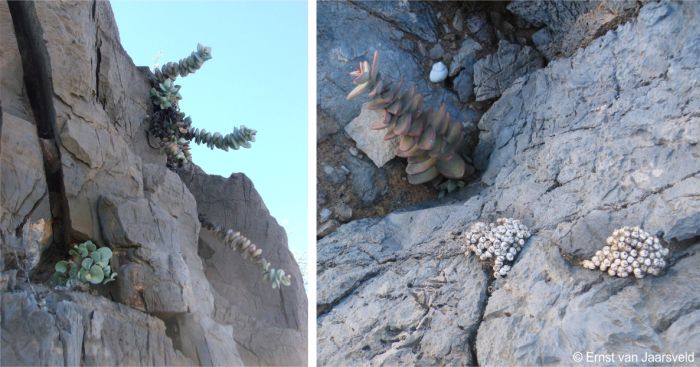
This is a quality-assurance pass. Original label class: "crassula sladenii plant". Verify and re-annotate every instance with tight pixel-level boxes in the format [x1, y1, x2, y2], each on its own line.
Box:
[52, 241, 117, 286]
[148, 45, 292, 289]
[148, 44, 256, 168]
[201, 218, 292, 289]
[346, 51, 475, 184]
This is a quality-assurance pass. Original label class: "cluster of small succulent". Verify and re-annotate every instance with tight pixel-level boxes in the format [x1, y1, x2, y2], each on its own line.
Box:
[581, 226, 669, 279]
[345, 51, 473, 184]
[150, 79, 182, 109]
[462, 218, 531, 278]
[152, 43, 212, 84]
[201, 219, 292, 289]
[52, 241, 117, 286]
[185, 125, 256, 151]
[148, 109, 193, 166]
[437, 179, 465, 198]
[147, 44, 256, 168]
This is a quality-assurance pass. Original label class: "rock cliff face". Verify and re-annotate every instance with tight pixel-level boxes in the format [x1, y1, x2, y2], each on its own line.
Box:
[318, 1, 699, 365]
[0, 1, 306, 366]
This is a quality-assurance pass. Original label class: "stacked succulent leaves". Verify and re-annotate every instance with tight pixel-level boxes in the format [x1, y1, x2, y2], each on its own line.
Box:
[186, 125, 257, 151]
[462, 218, 531, 278]
[52, 241, 117, 286]
[148, 44, 256, 168]
[152, 43, 213, 83]
[582, 226, 669, 279]
[201, 219, 292, 289]
[346, 51, 472, 184]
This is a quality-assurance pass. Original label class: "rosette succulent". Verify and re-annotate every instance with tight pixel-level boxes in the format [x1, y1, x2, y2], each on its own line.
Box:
[150, 79, 182, 109]
[52, 241, 117, 286]
[346, 51, 475, 184]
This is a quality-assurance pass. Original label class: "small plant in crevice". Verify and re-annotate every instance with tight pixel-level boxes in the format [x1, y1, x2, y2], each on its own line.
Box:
[345, 51, 475, 185]
[461, 218, 531, 278]
[147, 43, 256, 169]
[51, 241, 117, 287]
[200, 218, 292, 289]
[581, 226, 669, 279]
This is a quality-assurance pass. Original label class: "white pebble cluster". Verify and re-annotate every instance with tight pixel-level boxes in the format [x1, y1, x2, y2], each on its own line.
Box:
[463, 218, 531, 278]
[582, 226, 669, 279]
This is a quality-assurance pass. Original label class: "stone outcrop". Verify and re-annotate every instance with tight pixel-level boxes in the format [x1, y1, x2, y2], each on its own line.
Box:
[0, 1, 306, 366]
[2, 288, 193, 366]
[318, 1, 700, 365]
[508, 0, 642, 60]
[473, 40, 544, 101]
[179, 165, 308, 366]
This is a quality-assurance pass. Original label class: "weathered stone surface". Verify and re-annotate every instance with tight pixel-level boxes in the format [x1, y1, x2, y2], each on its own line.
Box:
[318, 2, 700, 364]
[344, 103, 398, 168]
[454, 70, 474, 103]
[508, 0, 640, 59]
[473, 40, 544, 101]
[350, 1, 438, 43]
[345, 154, 388, 207]
[317, 2, 475, 130]
[0, 1, 32, 121]
[100, 165, 215, 320]
[168, 313, 244, 366]
[476, 236, 700, 366]
[318, 206, 490, 366]
[318, 1, 425, 129]
[99, 195, 201, 315]
[179, 165, 308, 366]
[448, 37, 481, 77]
[1, 289, 193, 366]
[0, 113, 50, 233]
[0, 219, 51, 276]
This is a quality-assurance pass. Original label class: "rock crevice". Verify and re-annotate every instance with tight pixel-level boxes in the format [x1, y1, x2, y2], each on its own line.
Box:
[7, 0, 72, 250]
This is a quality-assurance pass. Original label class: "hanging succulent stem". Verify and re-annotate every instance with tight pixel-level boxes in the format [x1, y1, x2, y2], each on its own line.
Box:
[146, 44, 257, 168]
[152, 43, 212, 84]
[346, 51, 474, 184]
[185, 125, 256, 151]
[200, 218, 292, 289]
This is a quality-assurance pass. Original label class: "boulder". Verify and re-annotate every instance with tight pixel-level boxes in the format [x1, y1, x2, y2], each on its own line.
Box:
[473, 40, 544, 101]
[1, 289, 193, 366]
[507, 0, 641, 59]
[179, 165, 308, 366]
[344, 103, 398, 168]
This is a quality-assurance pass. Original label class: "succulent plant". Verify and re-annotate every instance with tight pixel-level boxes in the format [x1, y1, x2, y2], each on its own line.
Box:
[150, 79, 182, 109]
[52, 241, 117, 287]
[346, 51, 474, 184]
[200, 219, 292, 289]
[186, 125, 256, 151]
[146, 44, 257, 168]
[581, 226, 669, 279]
[462, 218, 531, 278]
[152, 43, 212, 83]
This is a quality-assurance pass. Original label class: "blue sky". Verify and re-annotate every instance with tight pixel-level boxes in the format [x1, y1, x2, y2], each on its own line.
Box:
[111, 1, 308, 279]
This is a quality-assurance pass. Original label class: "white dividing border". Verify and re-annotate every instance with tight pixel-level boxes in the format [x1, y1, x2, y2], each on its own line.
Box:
[307, 0, 317, 366]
